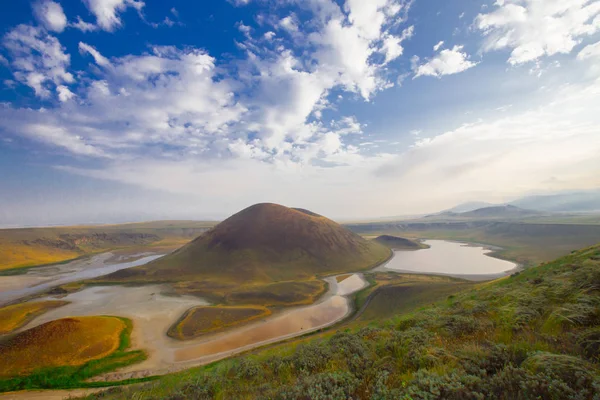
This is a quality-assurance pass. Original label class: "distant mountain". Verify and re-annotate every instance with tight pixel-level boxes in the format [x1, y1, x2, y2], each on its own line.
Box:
[511, 191, 600, 213]
[444, 202, 497, 213]
[459, 205, 540, 218]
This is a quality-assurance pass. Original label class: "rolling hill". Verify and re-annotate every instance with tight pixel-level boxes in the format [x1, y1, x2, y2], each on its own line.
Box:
[100, 203, 391, 302]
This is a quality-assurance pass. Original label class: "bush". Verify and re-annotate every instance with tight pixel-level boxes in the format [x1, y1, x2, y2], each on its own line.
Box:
[273, 371, 359, 400]
[290, 342, 332, 374]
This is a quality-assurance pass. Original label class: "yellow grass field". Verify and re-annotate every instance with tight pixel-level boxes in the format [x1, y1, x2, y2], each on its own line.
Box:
[0, 301, 69, 334]
[0, 241, 80, 271]
[0, 316, 126, 377]
[168, 305, 271, 340]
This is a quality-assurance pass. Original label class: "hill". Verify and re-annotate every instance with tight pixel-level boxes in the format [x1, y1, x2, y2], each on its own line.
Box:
[99, 203, 391, 302]
[373, 235, 428, 250]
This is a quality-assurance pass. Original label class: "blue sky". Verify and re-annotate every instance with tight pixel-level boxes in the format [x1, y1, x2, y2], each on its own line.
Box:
[1, 0, 600, 226]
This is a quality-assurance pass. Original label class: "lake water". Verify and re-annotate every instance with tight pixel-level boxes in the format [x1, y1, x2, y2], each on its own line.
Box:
[380, 240, 518, 280]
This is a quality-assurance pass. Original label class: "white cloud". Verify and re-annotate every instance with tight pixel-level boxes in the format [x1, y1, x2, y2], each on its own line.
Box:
[79, 42, 112, 67]
[82, 0, 145, 32]
[56, 85, 75, 102]
[0, 55, 8, 66]
[71, 17, 98, 32]
[381, 25, 414, 64]
[264, 31, 276, 40]
[0, 46, 247, 157]
[278, 15, 299, 33]
[414, 45, 478, 78]
[2, 25, 73, 98]
[578, 41, 600, 60]
[237, 21, 252, 38]
[476, 0, 600, 65]
[32, 0, 67, 33]
[433, 40, 444, 51]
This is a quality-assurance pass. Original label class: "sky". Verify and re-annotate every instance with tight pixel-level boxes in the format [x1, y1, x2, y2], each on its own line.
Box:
[0, 0, 600, 226]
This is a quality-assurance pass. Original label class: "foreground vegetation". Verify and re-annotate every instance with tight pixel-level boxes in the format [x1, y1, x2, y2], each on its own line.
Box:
[0, 317, 146, 392]
[88, 244, 600, 399]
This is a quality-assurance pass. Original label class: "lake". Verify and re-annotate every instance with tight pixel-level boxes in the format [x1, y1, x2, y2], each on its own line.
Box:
[379, 240, 518, 280]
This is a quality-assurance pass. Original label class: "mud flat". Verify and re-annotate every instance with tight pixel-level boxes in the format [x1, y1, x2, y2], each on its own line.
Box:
[172, 274, 367, 366]
[0, 252, 164, 305]
[17, 273, 368, 380]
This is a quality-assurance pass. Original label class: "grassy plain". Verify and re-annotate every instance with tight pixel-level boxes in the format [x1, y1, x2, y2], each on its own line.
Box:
[0, 301, 69, 334]
[0, 221, 216, 272]
[86, 244, 600, 399]
[168, 306, 271, 340]
[226, 280, 327, 307]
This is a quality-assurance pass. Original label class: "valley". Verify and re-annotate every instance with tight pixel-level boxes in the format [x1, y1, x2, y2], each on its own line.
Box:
[1, 203, 599, 398]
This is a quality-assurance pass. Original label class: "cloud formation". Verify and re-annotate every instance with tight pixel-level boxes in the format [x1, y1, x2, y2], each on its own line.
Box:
[32, 0, 67, 32]
[1, 0, 599, 222]
[82, 0, 145, 31]
[477, 0, 600, 65]
[414, 45, 477, 78]
[2, 25, 73, 98]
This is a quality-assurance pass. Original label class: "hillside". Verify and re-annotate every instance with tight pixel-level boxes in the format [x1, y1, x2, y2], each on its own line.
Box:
[91, 243, 600, 399]
[106, 203, 390, 282]
[373, 235, 428, 250]
[0, 221, 216, 272]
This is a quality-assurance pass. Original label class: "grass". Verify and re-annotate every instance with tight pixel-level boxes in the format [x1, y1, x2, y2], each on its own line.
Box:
[168, 305, 271, 340]
[86, 243, 600, 399]
[226, 280, 327, 307]
[0, 301, 69, 334]
[0, 317, 148, 392]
